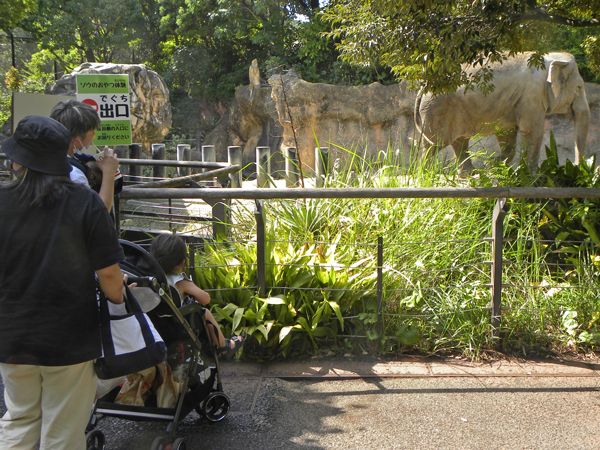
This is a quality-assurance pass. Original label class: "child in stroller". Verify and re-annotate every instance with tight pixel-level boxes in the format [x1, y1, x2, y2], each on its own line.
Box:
[149, 233, 244, 360]
[86, 240, 232, 450]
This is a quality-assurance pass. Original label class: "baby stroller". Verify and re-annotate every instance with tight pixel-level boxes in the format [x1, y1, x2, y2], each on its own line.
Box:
[86, 240, 230, 450]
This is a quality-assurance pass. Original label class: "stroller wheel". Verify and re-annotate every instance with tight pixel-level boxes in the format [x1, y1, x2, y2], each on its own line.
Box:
[150, 436, 168, 450]
[199, 392, 230, 422]
[169, 438, 187, 450]
[85, 429, 105, 450]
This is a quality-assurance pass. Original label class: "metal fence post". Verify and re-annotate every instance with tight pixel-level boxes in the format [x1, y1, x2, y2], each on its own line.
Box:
[228, 146, 242, 188]
[491, 198, 507, 336]
[376, 236, 384, 336]
[254, 200, 266, 297]
[256, 146, 271, 188]
[285, 147, 299, 188]
[152, 144, 166, 179]
[315, 147, 329, 188]
[188, 242, 196, 284]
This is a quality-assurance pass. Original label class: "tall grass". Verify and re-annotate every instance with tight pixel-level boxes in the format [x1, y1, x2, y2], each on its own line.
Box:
[194, 140, 600, 361]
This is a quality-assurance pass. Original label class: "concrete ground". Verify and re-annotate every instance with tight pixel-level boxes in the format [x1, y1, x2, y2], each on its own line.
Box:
[3, 356, 600, 449]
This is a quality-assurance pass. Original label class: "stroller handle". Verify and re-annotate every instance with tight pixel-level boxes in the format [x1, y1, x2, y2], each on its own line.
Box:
[126, 275, 159, 290]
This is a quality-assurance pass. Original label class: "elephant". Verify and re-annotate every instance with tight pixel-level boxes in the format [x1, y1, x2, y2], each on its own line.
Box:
[414, 52, 590, 174]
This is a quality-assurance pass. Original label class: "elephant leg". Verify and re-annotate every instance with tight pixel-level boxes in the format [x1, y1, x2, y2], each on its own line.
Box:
[521, 126, 545, 169]
[496, 128, 518, 164]
[451, 137, 474, 175]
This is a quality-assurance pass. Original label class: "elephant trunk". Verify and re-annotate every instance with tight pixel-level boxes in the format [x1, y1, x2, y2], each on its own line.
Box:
[572, 88, 590, 164]
[413, 94, 435, 148]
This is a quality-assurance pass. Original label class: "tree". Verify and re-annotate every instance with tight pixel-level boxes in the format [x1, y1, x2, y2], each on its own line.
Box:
[155, 0, 328, 97]
[323, 0, 600, 95]
[22, 0, 160, 68]
[0, 0, 37, 34]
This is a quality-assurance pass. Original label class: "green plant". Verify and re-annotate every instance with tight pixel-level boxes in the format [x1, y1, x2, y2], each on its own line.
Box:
[187, 136, 600, 361]
[0, 91, 11, 127]
[5, 66, 22, 91]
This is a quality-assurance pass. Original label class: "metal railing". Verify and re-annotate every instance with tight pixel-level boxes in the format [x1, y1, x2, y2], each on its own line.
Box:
[120, 182, 600, 337]
[4, 145, 600, 338]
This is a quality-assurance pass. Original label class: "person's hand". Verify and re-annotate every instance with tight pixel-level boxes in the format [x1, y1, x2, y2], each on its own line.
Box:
[96, 147, 119, 176]
[186, 294, 200, 305]
[122, 273, 137, 296]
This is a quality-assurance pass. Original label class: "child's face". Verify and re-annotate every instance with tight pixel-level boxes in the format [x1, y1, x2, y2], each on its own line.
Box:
[74, 129, 96, 154]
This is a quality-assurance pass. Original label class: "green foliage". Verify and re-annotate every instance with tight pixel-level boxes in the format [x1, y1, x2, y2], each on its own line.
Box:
[185, 137, 600, 361]
[18, 48, 79, 93]
[0, 91, 11, 126]
[21, 0, 160, 68]
[4, 66, 22, 91]
[7, 0, 600, 116]
[485, 135, 600, 352]
[500, 134, 600, 272]
[195, 226, 376, 360]
[0, 0, 37, 33]
[323, 0, 600, 95]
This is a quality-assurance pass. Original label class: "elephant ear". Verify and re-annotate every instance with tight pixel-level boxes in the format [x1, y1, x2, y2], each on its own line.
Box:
[546, 60, 570, 99]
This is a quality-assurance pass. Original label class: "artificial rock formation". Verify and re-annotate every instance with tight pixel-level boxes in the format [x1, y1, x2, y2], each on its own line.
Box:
[46, 63, 172, 152]
[205, 66, 600, 173]
[206, 69, 416, 175]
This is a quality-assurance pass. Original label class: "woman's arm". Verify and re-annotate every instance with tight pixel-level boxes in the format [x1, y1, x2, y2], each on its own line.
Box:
[97, 264, 125, 304]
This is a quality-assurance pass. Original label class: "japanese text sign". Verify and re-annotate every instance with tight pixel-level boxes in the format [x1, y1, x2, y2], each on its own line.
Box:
[76, 74, 132, 146]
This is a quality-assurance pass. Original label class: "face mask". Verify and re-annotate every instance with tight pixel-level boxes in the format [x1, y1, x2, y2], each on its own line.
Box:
[76, 137, 88, 154]
[10, 161, 24, 180]
[76, 137, 99, 154]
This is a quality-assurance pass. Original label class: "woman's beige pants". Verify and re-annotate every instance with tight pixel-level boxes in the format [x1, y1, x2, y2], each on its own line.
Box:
[0, 361, 97, 450]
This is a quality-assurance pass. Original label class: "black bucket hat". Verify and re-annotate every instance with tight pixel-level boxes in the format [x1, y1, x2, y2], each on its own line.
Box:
[1, 115, 72, 176]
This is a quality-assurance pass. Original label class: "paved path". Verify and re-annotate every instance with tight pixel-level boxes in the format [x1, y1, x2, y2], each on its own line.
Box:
[2, 356, 600, 449]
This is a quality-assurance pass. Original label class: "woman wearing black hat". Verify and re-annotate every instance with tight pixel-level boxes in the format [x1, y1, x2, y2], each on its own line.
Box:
[0, 116, 126, 450]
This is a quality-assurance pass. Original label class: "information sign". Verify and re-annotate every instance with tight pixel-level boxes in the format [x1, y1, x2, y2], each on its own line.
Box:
[76, 74, 132, 146]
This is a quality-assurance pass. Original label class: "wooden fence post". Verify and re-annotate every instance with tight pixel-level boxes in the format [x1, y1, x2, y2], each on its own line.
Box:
[255, 200, 266, 297]
[256, 146, 271, 188]
[205, 199, 228, 241]
[228, 146, 242, 188]
[285, 147, 299, 188]
[177, 144, 191, 177]
[151, 144, 166, 179]
[196, 133, 202, 156]
[315, 147, 329, 188]
[202, 145, 216, 186]
[128, 143, 142, 180]
[491, 198, 507, 337]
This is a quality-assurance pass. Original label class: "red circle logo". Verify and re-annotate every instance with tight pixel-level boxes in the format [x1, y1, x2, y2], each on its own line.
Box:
[82, 98, 98, 112]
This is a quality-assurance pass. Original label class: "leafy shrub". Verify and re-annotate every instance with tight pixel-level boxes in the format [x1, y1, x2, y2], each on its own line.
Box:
[192, 137, 600, 361]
